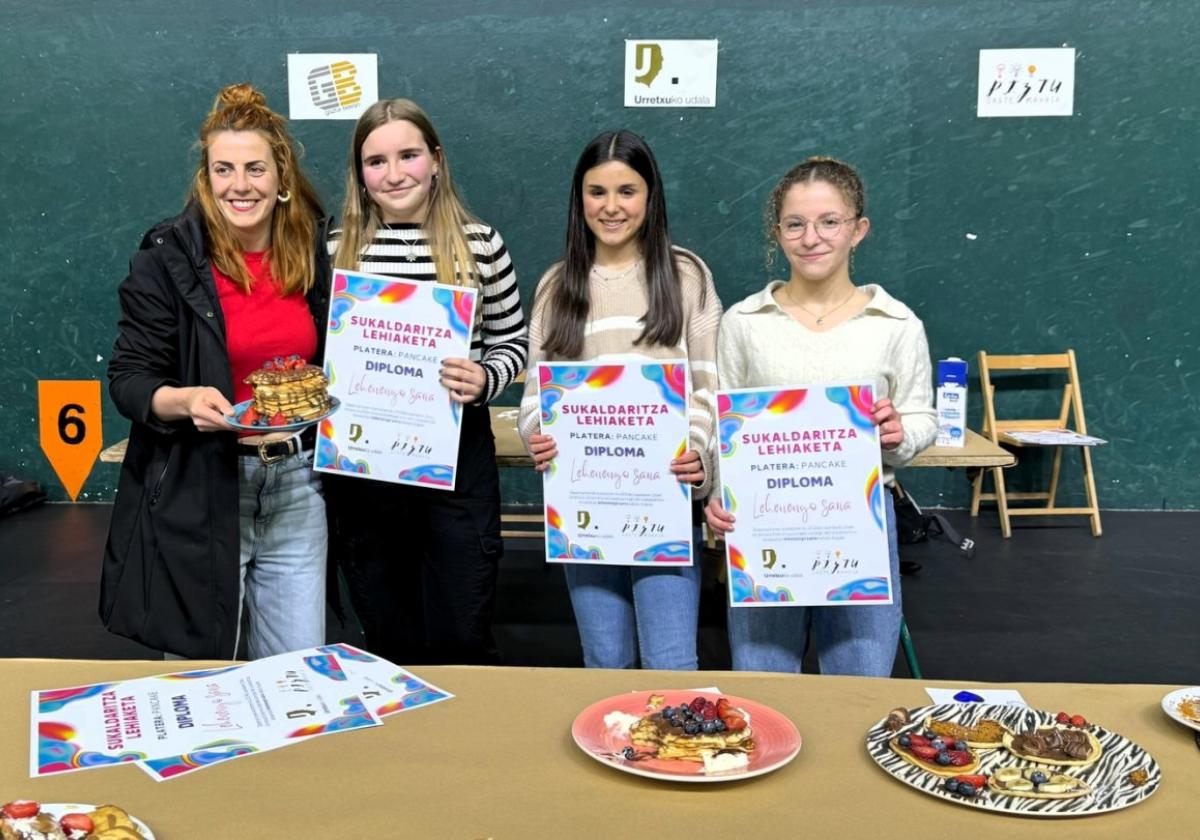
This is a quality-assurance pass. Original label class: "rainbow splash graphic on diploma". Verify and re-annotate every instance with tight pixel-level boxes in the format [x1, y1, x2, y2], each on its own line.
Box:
[314, 386, 370, 475]
[825, 385, 875, 432]
[538, 364, 625, 426]
[718, 389, 808, 457]
[825, 577, 890, 601]
[545, 504, 604, 561]
[141, 740, 259, 779]
[865, 466, 884, 531]
[728, 544, 795, 603]
[431, 286, 475, 342]
[36, 722, 146, 775]
[328, 272, 418, 334]
[642, 363, 688, 414]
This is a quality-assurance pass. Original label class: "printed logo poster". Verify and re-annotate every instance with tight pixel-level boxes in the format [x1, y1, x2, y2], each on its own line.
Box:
[977, 48, 1075, 117]
[30, 652, 383, 778]
[287, 53, 378, 120]
[316, 270, 477, 490]
[624, 39, 718, 107]
[540, 361, 693, 566]
[718, 384, 892, 607]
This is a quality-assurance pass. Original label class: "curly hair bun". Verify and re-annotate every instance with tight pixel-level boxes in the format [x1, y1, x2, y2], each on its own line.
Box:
[213, 83, 268, 112]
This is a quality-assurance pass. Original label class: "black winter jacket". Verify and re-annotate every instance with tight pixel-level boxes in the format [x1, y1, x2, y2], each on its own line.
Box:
[100, 204, 332, 658]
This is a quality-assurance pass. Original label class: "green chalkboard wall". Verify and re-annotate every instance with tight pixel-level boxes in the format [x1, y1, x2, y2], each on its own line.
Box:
[2, 0, 1196, 509]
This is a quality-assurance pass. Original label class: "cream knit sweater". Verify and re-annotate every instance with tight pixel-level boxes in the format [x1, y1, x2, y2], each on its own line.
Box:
[717, 281, 936, 487]
[518, 248, 722, 497]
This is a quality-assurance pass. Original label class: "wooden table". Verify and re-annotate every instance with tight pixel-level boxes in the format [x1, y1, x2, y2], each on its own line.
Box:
[2, 660, 1192, 839]
[907, 429, 1015, 469]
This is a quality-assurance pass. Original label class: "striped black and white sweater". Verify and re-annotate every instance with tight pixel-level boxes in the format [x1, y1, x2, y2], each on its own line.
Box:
[329, 222, 528, 404]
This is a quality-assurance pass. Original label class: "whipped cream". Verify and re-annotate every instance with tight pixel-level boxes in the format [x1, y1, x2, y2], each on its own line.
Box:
[603, 710, 642, 736]
[702, 751, 750, 774]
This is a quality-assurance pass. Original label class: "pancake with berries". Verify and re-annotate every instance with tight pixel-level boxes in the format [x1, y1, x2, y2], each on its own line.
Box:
[630, 697, 755, 762]
[889, 731, 982, 777]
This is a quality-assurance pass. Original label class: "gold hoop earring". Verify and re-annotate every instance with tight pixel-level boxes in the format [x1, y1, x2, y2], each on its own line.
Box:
[276, 189, 292, 204]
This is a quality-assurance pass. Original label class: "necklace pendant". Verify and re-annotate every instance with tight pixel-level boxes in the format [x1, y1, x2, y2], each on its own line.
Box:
[405, 252, 416, 262]
[816, 317, 824, 325]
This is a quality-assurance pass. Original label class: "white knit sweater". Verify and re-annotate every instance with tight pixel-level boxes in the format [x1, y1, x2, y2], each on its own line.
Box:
[717, 281, 936, 486]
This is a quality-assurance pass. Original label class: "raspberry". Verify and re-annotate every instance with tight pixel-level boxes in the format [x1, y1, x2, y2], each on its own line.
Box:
[689, 697, 706, 713]
[1055, 711, 1070, 724]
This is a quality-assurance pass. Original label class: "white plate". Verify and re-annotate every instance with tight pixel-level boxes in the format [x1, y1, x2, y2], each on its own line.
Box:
[866, 704, 1160, 817]
[35, 803, 154, 839]
[1161, 687, 1200, 733]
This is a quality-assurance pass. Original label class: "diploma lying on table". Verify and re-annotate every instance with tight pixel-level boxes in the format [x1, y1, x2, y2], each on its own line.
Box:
[1004, 429, 1107, 446]
[539, 361, 694, 567]
[718, 383, 893, 607]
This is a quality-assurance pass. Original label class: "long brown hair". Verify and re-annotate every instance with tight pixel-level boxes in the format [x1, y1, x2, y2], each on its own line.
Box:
[541, 129, 702, 359]
[189, 83, 323, 294]
[333, 99, 481, 287]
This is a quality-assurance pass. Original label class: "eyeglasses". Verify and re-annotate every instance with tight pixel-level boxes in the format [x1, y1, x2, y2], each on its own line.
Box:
[777, 215, 859, 241]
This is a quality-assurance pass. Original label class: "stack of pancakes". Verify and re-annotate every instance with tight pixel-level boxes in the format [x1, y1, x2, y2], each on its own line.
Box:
[245, 364, 332, 422]
[630, 713, 755, 761]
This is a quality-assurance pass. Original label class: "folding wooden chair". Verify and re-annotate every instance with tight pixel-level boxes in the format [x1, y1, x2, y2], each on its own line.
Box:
[970, 350, 1102, 538]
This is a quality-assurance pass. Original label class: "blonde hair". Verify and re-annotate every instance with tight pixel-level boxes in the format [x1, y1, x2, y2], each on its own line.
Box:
[333, 99, 480, 287]
[189, 83, 323, 294]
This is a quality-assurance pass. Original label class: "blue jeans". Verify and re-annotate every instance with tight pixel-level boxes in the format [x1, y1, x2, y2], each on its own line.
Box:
[727, 494, 901, 676]
[564, 528, 702, 670]
[235, 448, 327, 659]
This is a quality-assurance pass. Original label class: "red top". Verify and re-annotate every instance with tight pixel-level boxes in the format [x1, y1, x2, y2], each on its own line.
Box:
[213, 252, 317, 405]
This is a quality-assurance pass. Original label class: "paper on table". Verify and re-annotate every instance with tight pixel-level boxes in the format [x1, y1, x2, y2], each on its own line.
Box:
[1005, 430, 1106, 446]
[925, 688, 1028, 706]
[135, 644, 453, 781]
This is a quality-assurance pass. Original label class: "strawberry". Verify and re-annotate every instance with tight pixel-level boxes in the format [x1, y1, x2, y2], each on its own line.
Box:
[716, 698, 731, 715]
[954, 774, 988, 789]
[909, 744, 939, 761]
[1055, 711, 1070, 724]
[907, 734, 932, 747]
[269, 411, 287, 427]
[722, 715, 747, 732]
[60, 814, 95, 834]
[947, 750, 973, 766]
[1070, 714, 1087, 727]
[2, 801, 40, 819]
[241, 405, 260, 426]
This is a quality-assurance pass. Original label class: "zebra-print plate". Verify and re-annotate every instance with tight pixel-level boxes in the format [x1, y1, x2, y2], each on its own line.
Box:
[866, 704, 1160, 817]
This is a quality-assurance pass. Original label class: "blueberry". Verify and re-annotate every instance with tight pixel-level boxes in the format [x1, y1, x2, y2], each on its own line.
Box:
[714, 719, 727, 732]
[936, 752, 951, 766]
[953, 740, 967, 751]
[930, 738, 946, 751]
[684, 722, 700, 735]
[958, 782, 977, 797]
[899, 735, 911, 748]
[944, 779, 960, 794]
[923, 730, 936, 740]
[702, 720, 717, 734]
[1031, 771, 1047, 785]
[622, 746, 636, 760]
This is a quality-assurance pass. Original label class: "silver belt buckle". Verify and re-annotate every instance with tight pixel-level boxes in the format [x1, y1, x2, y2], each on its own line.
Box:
[258, 439, 291, 464]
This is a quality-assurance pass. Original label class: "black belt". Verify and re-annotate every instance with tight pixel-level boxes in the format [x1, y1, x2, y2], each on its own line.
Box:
[240, 427, 316, 464]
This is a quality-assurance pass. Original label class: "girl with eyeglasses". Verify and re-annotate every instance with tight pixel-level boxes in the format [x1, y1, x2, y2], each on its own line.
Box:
[324, 99, 528, 665]
[518, 130, 722, 670]
[705, 156, 936, 676]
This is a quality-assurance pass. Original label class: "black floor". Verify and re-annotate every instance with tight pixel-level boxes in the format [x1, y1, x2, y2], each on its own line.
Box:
[2, 504, 1197, 685]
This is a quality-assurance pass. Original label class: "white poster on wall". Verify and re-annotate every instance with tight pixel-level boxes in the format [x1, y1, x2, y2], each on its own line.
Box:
[977, 48, 1075, 118]
[624, 39, 718, 108]
[287, 53, 378, 120]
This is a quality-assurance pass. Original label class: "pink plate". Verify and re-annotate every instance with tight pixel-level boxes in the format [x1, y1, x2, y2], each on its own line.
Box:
[571, 690, 801, 783]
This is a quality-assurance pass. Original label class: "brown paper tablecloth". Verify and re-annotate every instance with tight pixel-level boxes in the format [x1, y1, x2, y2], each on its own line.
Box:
[2, 660, 1195, 839]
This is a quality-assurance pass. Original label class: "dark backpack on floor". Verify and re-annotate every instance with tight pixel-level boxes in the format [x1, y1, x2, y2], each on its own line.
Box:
[0, 472, 46, 517]
[891, 484, 976, 559]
